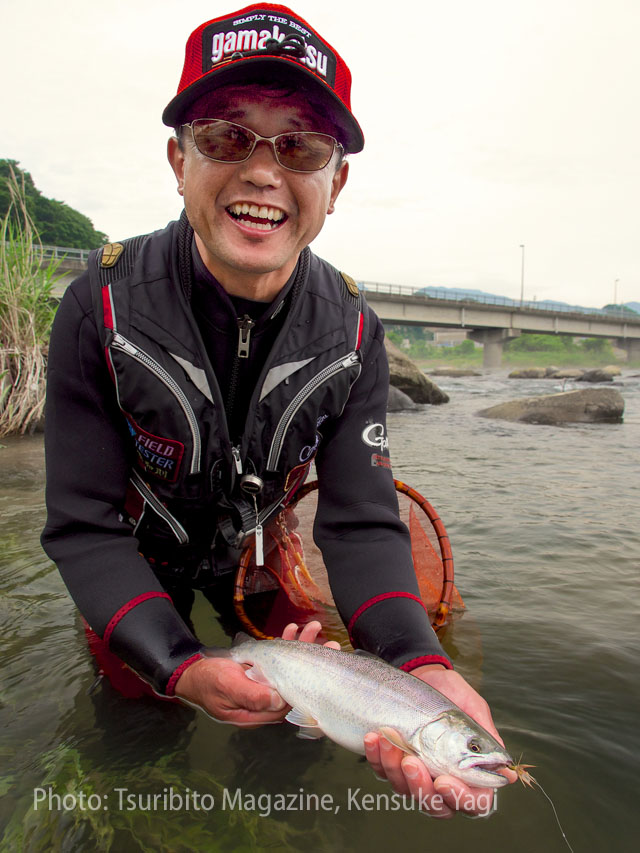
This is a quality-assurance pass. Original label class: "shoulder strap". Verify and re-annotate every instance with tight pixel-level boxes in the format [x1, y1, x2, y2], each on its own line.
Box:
[88, 234, 149, 343]
[339, 270, 369, 356]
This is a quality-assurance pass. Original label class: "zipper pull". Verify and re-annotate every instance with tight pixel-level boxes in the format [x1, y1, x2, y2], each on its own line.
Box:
[237, 315, 255, 359]
[343, 351, 359, 368]
[255, 522, 264, 567]
[112, 332, 137, 355]
[232, 446, 243, 475]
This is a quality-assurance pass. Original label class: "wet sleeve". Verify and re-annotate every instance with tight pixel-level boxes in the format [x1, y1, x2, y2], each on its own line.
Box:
[41, 277, 203, 693]
[313, 315, 452, 671]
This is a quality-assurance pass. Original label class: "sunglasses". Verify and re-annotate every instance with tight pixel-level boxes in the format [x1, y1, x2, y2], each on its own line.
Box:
[182, 119, 342, 173]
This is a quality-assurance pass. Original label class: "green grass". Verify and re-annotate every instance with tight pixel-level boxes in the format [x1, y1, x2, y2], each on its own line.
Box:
[0, 167, 61, 436]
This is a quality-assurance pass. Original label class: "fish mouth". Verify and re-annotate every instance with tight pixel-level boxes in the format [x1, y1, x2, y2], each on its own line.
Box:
[471, 761, 509, 777]
[459, 756, 511, 782]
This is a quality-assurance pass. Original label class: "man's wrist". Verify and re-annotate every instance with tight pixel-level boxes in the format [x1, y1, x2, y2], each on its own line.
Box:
[409, 663, 448, 678]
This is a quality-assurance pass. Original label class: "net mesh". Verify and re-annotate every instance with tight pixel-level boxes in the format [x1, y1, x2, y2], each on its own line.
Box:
[234, 481, 465, 644]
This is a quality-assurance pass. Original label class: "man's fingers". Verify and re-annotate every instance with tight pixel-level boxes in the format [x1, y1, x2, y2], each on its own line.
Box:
[377, 733, 411, 795]
[402, 759, 454, 818]
[224, 667, 286, 713]
[296, 621, 323, 643]
[281, 621, 340, 649]
[433, 775, 495, 816]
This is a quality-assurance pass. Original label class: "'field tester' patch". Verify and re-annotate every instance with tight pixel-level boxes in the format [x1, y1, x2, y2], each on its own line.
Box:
[127, 419, 184, 483]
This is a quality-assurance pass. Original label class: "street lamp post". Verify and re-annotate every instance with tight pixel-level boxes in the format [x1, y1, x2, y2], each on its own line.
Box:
[519, 244, 525, 306]
[614, 278, 619, 306]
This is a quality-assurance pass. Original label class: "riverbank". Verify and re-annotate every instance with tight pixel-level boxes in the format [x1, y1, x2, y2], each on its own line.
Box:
[413, 350, 640, 371]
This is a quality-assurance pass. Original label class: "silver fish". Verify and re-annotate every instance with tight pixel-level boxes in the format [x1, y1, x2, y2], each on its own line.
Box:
[215, 634, 513, 788]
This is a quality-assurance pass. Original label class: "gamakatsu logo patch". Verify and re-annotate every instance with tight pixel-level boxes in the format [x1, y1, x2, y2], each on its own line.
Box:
[361, 423, 389, 452]
[127, 420, 184, 483]
[202, 15, 337, 84]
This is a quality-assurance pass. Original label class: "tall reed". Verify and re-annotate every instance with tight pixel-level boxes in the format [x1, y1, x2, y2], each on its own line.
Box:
[0, 167, 61, 436]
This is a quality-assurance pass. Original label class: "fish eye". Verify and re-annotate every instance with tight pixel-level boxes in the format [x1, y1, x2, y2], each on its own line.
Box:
[468, 739, 482, 753]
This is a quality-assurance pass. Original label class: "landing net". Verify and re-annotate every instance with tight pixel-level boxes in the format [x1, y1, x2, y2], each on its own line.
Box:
[234, 479, 465, 645]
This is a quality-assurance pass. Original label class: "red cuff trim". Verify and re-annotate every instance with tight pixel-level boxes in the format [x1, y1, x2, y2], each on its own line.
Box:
[165, 653, 203, 697]
[347, 592, 427, 639]
[401, 655, 454, 672]
[102, 591, 172, 647]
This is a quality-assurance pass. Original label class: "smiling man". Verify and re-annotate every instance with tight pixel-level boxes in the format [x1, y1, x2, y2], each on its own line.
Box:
[42, 3, 513, 817]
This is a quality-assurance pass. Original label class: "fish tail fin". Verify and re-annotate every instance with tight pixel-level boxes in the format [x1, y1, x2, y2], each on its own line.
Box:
[201, 645, 231, 659]
[203, 632, 256, 661]
[232, 631, 257, 648]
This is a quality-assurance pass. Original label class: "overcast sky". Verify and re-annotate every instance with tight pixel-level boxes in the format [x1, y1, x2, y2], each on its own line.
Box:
[3, 0, 638, 308]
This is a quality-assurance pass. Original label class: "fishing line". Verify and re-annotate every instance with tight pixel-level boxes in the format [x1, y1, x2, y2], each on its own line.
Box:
[530, 777, 575, 853]
[511, 764, 574, 853]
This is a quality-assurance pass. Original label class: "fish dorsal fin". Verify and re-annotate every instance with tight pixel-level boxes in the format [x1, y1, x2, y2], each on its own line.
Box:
[285, 707, 325, 741]
[378, 726, 418, 755]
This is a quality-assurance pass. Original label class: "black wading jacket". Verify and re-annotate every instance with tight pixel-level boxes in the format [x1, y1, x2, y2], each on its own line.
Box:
[42, 217, 452, 694]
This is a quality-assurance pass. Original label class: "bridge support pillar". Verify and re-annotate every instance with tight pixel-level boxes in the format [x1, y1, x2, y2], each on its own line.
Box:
[616, 338, 640, 362]
[468, 328, 521, 368]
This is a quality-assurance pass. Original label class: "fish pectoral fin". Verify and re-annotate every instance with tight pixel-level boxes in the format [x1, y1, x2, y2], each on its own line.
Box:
[296, 726, 326, 741]
[378, 726, 418, 755]
[243, 664, 272, 686]
[285, 708, 326, 741]
[286, 707, 319, 728]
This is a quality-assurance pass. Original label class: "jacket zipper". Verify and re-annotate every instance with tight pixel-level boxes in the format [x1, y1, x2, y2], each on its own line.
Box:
[266, 351, 361, 472]
[111, 332, 202, 475]
[225, 315, 256, 432]
[130, 470, 189, 545]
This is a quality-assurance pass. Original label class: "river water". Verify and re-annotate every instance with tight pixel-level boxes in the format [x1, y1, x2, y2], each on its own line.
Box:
[1, 371, 639, 852]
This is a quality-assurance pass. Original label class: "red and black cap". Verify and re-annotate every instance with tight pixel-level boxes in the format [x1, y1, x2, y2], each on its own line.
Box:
[162, 3, 364, 153]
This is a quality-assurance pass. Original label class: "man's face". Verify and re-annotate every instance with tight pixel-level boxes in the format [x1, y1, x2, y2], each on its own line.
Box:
[168, 87, 349, 289]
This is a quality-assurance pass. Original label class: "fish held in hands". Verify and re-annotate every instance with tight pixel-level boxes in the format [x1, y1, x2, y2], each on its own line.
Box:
[207, 634, 513, 788]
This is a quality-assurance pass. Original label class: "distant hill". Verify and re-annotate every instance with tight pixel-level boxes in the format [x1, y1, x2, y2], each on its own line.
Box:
[1, 159, 107, 249]
[418, 284, 639, 315]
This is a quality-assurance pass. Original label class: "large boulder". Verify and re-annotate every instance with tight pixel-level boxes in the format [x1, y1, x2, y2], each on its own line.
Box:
[387, 385, 419, 411]
[477, 388, 624, 425]
[577, 367, 617, 383]
[384, 339, 449, 404]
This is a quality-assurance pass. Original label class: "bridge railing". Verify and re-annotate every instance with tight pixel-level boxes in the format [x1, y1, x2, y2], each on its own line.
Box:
[41, 245, 92, 262]
[360, 280, 638, 321]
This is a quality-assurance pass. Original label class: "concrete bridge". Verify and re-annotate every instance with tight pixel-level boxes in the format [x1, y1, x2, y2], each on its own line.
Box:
[362, 282, 640, 366]
[42, 245, 91, 297]
[43, 247, 640, 366]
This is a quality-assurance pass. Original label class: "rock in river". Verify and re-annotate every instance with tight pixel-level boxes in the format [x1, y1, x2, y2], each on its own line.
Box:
[577, 367, 618, 383]
[508, 368, 548, 379]
[384, 339, 449, 404]
[387, 386, 419, 411]
[477, 388, 624, 425]
[429, 368, 482, 377]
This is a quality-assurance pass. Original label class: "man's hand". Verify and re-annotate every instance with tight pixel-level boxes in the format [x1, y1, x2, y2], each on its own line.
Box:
[174, 620, 338, 726]
[363, 665, 517, 818]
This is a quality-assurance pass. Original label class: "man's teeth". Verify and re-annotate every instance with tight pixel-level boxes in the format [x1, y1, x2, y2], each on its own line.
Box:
[228, 203, 285, 228]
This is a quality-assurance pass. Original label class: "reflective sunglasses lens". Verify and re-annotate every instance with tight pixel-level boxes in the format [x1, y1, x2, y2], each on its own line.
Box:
[192, 121, 254, 162]
[275, 133, 335, 171]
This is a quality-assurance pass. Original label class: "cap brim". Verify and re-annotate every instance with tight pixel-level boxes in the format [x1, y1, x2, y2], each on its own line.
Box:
[162, 55, 364, 154]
